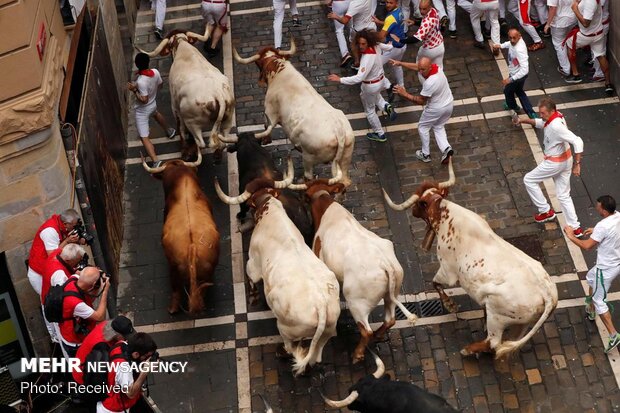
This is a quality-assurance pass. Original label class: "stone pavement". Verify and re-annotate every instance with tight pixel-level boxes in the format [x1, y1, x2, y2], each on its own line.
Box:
[118, 0, 620, 411]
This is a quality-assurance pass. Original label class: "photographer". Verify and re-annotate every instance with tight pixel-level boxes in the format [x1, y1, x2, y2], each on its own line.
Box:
[97, 333, 157, 413]
[58, 267, 110, 359]
[27, 209, 85, 295]
[41, 244, 86, 343]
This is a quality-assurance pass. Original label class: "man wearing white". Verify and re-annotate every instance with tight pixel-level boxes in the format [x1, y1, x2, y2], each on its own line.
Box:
[591, 0, 609, 83]
[374, 0, 407, 91]
[564, 0, 612, 93]
[328, 0, 353, 67]
[152, 0, 167, 39]
[471, 0, 500, 51]
[565, 195, 620, 353]
[445, 0, 473, 38]
[506, 0, 545, 51]
[201, 0, 229, 57]
[328, 30, 397, 143]
[273, 0, 301, 50]
[391, 57, 454, 164]
[328, 0, 375, 69]
[516, 97, 584, 236]
[543, 0, 577, 77]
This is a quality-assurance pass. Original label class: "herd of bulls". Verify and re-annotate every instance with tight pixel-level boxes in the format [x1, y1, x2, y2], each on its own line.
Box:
[137, 26, 559, 412]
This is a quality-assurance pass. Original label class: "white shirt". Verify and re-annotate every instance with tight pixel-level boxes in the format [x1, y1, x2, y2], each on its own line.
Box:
[345, 0, 375, 32]
[420, 66, 453, 111]
[51, 270, 71, 287]
[547, 0, 578, 28]
[340, 44, 391, 85]
[578, 0, 603, 36]
[96, 360, 135, 413]
[40, 227, 61, 252]
[591, 211, 620, 269]
[601, 0, 609, 23]
[534, 114, 584, 157]
[500, 38, 529, 81]
[135, 69, 162, 110]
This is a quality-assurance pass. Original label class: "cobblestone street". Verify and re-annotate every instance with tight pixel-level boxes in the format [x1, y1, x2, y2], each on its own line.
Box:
[118, 0, 620, 411]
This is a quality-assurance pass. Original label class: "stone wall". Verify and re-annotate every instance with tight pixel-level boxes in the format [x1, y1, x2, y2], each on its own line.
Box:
[609, 2, 619, 87]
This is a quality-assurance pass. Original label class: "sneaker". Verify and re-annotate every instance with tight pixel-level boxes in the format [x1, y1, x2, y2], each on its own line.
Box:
[366, 132, 387, 142]
[591, 75, 605, 82]
[537, 25, 551, 38]
[351, 64, 360, 72]
[503, 101, 521, 112]
[340, 53, 353, 68]
[440, 16, 449, 31]
[384, 103, 397, 121]
[557, 66, 569, 77]
[416, 150, 431, 163]
[499, 17, 508, 28]
[387, 84, 395, 104]
[151, 160, 164, 168]
[573, 227, 584, 238]
[441, 147, 454, 165]
[584, 299, 596, 321]
[474, 41, 486, 50]
[527, 112, 540, 119]
[605, 84, 615, 96]
[564, 74, 583, 84]
[605, 333, 620, 353]
[448, 30, 457, 39]
[292, 17, 302, 27]
[527, 42, 546, 52]
[206, 47, 219, 58]
[167, 128, 176, 139]
[534, 209, 556, 223]
[154, 28, 163, 40]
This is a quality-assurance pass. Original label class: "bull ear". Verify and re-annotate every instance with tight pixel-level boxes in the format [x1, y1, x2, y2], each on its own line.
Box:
[161, 46, 171, 56]
[272, 189, 281, 198]
[188, 37, 197, 45]
[419, 200, 427, 210]
[331, 183, 345, 193]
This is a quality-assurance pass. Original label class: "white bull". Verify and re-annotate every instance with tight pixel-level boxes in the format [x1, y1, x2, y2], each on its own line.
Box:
[384, 159, 558, 358]
[290, 179, 417, 363]
[233, 40, 355, 187]
[140, 26, 235, 150]
[215, 160, 341, 376]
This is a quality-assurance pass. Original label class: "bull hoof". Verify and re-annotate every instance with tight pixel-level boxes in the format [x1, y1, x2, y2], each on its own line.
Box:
[168, 305, 180, 315]
[275, 344, 293, 359]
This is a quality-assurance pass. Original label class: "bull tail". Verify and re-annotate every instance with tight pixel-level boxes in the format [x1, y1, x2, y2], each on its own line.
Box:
[386, 264, 417, 324]
[330, 124, 347, 178]
[187, 244, 208, 314]
[494, 282, 557, 359]
[209, 98, 226, 148]
[291, 303, 327, 377]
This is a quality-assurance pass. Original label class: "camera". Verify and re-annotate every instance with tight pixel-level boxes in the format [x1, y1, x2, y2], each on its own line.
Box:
[76, 252, 90, 271]
[150, 351, 160, 362]
[93, 270, 107, 290]
[72, 218, 95, 245]
[74, 318, 90, 336]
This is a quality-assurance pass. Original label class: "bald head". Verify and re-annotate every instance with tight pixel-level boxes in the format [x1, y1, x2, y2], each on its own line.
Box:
[418, 57, 433, 77]
[77, 267, 102, 291]
[419, 0, 432, 16]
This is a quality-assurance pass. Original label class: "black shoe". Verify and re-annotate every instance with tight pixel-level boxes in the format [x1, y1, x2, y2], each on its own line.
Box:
[154, 28, 163, 40]
[440, 16, 449, 32]
[605, 84, 615, 96]
[448, 30, 457, 39]
[474, 41, 486, 50]
[207, 47, 219, 58]
[340, 53, 353, 68]
[292, 17, 302, 27]
[499, 17, 508, 27]
[564, 74, 583, 84]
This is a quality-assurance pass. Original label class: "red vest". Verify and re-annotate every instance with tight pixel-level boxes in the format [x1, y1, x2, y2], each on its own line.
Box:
[29, 215, 66, 274]
[72, 321, 109, 384]
[41, 249, 72, 305]
[102, 343, 141, 412]
[58, 279, 95, 344]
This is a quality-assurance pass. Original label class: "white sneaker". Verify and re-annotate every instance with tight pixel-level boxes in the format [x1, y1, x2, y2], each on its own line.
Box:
[167, 128, 176, 139]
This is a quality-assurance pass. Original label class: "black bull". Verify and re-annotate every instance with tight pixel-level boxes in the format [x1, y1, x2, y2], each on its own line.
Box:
[227, 132, 314, 245]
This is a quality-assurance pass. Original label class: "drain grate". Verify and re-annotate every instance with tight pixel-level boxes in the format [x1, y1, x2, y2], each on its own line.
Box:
[395, 299, 445, 321]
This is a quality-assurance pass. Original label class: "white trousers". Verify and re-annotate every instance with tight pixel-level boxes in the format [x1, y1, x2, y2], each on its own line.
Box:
[418, 104, 453, 155]
[361, 77, 390, 135]
[587, 265, 620, 314]
[550, 25, 574, 75]
[531, 0, 548, 24]
[498, 0, 505, 18]
[507, 0, 541, 43]
[42, 306, 59, 343]
[593, 24, 610, 78]
[523, 159, 580, 228]
[381, 46, 407, 86]
[446, 0, 473, 31]
[152, 0, 166, 30]
[333, 0, 351, 57]
[273, 0, 298, 48]
[417, 44, 445, 85]
[471, 0, 500, 44]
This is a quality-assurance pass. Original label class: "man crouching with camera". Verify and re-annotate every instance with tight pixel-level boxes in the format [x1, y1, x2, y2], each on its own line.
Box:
[97, 333, 157, 413]
[58, 267, 110, 359]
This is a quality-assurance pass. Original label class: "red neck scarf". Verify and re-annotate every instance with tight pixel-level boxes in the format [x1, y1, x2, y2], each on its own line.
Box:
[423, 64, 439, 79]
[544, 111, 563, 127]
[138, 69, 155, 77]
[361, 47, 377, 55]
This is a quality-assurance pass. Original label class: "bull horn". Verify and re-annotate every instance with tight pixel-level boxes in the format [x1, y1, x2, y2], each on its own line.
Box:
[233, 48, 260, 64]
[367, 348, 385, 378]
[218, 133, 239, 143]
[136, 38, 170, 57]
[182, 149, 202, 167]
[258, 394, 273, 413]
[327, 164, 342, 185]
[277, 38, 297, 56]
[214, 178, 252, 205]
[320, 389, 359, 409]
[186, 23, 213, 43]
[274, 157, 294, 189]
[438, 157, 455, 189]
[141, 153, 167, 174]
[383, 189, 419, 211]
[287, 182, 307, 191]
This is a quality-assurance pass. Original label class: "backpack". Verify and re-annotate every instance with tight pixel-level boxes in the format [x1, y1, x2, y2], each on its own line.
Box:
[82, 342, 126, 402]
[43, 278, 84, 323]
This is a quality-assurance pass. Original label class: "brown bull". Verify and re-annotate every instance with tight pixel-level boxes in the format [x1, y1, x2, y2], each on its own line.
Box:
[142, 151, 220, 314]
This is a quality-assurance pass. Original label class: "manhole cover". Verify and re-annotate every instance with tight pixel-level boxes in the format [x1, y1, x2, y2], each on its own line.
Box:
[395, 302, 419, 321]
[506, 234, 545, 263]
[395, 299, 444, 320]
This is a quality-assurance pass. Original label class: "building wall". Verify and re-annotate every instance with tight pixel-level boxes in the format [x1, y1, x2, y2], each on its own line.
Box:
[609, 2, 619, 88]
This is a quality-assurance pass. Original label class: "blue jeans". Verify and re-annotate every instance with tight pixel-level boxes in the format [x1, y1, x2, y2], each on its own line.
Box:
[504, 75, 534, 115]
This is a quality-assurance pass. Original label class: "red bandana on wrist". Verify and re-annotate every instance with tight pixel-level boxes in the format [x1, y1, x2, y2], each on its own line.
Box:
[544, 110, 563, 127]
[361, 47, 377, 54]
[423, 64, 439, 79]
[138, 69, 155, 77]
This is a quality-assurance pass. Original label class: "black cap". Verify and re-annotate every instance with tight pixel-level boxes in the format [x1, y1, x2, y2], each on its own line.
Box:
[111, 316, 135, 336]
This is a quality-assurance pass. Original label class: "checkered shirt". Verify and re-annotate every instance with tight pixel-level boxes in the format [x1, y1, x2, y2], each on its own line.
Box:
[414, 8, 443, 49]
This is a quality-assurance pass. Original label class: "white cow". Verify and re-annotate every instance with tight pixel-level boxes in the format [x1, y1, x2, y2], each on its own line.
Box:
[215, 160, 341, 376]
[383, 159, 558, 358]
[233, 40, 355, 187]
[290, 179, 417, 363]
[140, 26, 235, 150]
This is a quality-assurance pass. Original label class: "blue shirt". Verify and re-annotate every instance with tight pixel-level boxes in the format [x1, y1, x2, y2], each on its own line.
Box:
[382, 8, 406, 48]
